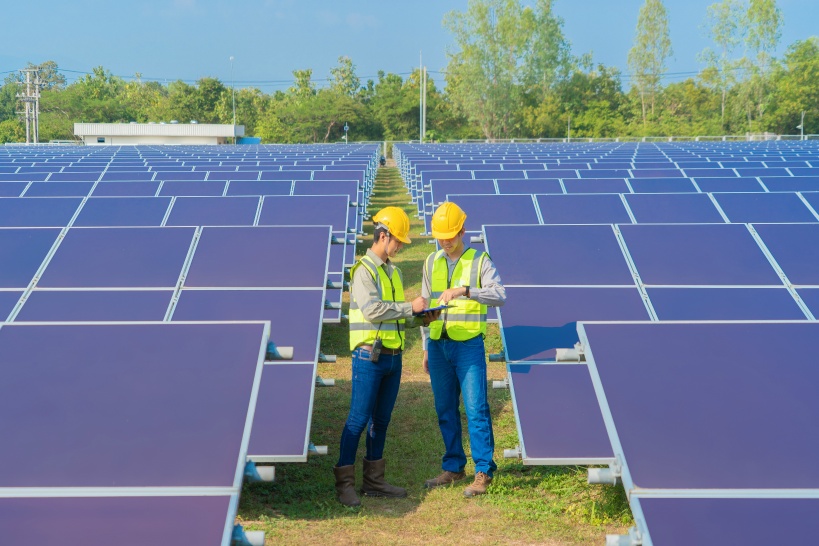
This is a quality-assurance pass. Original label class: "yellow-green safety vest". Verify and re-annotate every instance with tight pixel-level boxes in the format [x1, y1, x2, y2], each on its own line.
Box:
[348, 255, 406, 350]
[426, 248, 487, 341]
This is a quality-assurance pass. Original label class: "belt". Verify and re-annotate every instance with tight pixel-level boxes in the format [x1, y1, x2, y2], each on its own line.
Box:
[357, 345, 402, 355]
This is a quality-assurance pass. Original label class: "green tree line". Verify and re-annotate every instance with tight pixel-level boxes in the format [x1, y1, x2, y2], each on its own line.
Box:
[1, 0, 817, 144]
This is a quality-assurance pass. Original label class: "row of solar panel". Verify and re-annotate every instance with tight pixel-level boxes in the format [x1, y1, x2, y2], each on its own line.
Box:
[0, 169, 369, 181]
[446, 191, 819, 228]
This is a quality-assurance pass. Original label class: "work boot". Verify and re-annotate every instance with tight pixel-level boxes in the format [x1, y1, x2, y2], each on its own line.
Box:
[423, 470, 466, 489]
[463, 471, 493, 498]
[361, 458, 407, 498]
[333, 465, 361, 507]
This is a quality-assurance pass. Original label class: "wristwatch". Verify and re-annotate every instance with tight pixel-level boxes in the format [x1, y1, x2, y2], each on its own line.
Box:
[463, 285, 470, 298]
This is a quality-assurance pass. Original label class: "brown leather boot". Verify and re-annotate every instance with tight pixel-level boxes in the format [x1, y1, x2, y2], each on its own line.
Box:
[423, 470, 466, 489]
[463, 471, 493, 497]
[333, 465, 361, 507]
[361, 458, 407, 498]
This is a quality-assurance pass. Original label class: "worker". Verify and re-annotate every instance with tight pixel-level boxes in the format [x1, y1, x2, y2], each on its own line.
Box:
[421, 201, 506, 497]
[335, 206, 440, 507]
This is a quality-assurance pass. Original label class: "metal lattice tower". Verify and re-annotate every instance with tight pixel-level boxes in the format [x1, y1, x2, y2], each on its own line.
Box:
[16, 68, 42, 144]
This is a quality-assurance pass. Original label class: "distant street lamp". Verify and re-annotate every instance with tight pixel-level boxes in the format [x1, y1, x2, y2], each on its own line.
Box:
[797, 110, 805, 141]
[229, 56, 236, 142]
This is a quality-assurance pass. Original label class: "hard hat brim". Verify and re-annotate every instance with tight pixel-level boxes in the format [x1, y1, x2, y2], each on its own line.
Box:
[431, 227, 462, 240]
[394, 232, 411, 244]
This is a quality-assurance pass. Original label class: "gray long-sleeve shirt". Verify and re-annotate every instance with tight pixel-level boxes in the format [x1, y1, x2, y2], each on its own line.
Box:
[350, 248, 422, 325]
[421, 246, 506, 349]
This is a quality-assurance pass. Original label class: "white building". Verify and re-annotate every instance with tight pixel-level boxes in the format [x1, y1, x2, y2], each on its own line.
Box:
[74, 122, 244, 145]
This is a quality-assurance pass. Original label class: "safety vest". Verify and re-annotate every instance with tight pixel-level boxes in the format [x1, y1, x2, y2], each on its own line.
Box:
[426, 248, 487, 341]
[348, 255, 406, 350]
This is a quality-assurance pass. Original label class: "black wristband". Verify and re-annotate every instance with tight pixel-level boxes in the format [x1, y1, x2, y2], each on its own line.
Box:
[464, 285, 470, 298]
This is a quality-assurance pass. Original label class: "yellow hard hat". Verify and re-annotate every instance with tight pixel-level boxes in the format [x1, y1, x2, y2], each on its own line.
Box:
[431, 202, 467, 239]
[372, 206, 412, 244]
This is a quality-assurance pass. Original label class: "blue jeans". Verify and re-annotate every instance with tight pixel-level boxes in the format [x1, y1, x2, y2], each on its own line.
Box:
[427, 335, 497, 477]
[337, 346, 403, 467]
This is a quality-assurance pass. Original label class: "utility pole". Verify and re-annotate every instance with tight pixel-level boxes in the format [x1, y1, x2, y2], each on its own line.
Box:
[419, 52, 423, 143]
[797, 111, 805, 141]
[16, 68, 42, 144]
[422, 66, 427, 143]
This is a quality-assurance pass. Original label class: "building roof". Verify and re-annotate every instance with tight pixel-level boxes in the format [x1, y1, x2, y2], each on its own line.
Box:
[74, 123, 244, 137]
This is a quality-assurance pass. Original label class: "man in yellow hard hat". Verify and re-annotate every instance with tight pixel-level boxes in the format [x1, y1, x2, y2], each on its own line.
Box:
[334, 206, 438, 507]
[420, 201, 506, 497]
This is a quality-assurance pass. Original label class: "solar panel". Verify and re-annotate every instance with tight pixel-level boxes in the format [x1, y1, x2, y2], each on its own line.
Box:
[484, 225, 634, 285]
[429, 179, 496, 208]
[184, 226, 330, 288]
[495, 179, 563, 194]
[247, 364, 317, 462]
[619, 224, 781, 285]
[712, 192, 818, 223]
[226, 180, 292, 196]
[508, 364, 613, 464]
[15, 291, 172, 321]
[0, 496, 234, 546]
[165, 196, 260, 226]
[0, 321, 268, 545]
[447, 194, 539, 231]
[73, 197, 171, 227]
[646, 287, 806, 320]
[172, 289, 323, 362]
[797, 288, 819, 316]
[158, 181, 226, 196]
[536, 194, 632, 224]
[0, 182, 26, 197]
[628, 177, 698, 193]
[760, 176, 819, 192]
[753, 223, 819, 285]
[37, 227, 196, 288]
[499, 287, 649, 361]
[0, 197, 83, 227]
[693, 177, 765, 193]
[563, 178, 630, 194]
[257, 195, 349, 233]
[624, 193, 725, 223]
[23, 182, 94, 197]
[580, 321, 819, 490]
[91, 181, 161, 196]
[0, 228, 60, 288]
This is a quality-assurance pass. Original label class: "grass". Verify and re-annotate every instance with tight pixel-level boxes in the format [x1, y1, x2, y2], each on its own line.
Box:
[237, 166, 633, 545]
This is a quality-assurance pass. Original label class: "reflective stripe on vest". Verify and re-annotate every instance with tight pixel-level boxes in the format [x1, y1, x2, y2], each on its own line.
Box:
[427, 248, 487, 341]
[349, 255, 406, 350]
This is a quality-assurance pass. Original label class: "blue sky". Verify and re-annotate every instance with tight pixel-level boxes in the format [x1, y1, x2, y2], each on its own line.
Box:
[1, 0, 816, 90]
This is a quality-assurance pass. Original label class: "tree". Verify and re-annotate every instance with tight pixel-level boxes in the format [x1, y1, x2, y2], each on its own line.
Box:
[741, 0, 782, 129]
[443, 0, 568, 139]
[700, 0, 744, 125]
[627, 0, 673, 124]
[768, 38, 819, 135]
[329, 56, 361, 97]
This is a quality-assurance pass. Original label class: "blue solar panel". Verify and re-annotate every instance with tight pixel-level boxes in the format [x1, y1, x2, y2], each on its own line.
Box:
[0, 229, 60, 288]
[499, 287, 648, 361]
[448, 194, 539, 231]
[693, 177, 765, 193]
[802, 191, 819, 213]
[620, 224, 782, 285]
[44, 172, 99, 182]
[797, 288, 819, 316]
[206, 171, 260, 181]
[484, 225, 634, 285]
[578, 169, 631, 179]
[628, 177, 698, 193]
[563, 178, 630, 194]
[101, 171, 154, 181]
[172, 289, 323, 362]
[536, 194, 632, 224]
[158, 181, 226, 196]
[257, 195, 349, 232]
[0, 292, 20, 320]
[0, 182, 26, 197]
[0, 197, 82, 227]
[91, 181, 161, 196]
[16, 290, 172, 321]
[629, 169, 684, 178]
[753, 223, 819, 285]
[647, 287, 805, 319]
[165, 196, 259, 226]
[713, 192, 818, 223]
[580, 322, 819, 490]
[526, 169, 578, 179]
[38, 227, 195, 288]
[226, 180, 292, 196]
[0, 322, 266, 487]
[760, 176, 819, 192]
[625, 193, 725, 223]
[508, 364, 613, 463]
[496, 179, 563, 194]
[430, 179, 496, 207]
[184, 226, 330, 288]
[73, 197, 171, 227]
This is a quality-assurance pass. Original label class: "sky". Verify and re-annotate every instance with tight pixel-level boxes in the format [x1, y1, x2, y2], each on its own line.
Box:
[1, 0, 816, 91]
